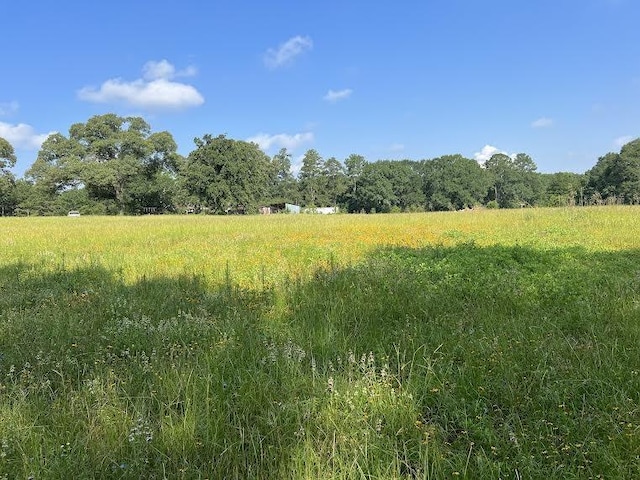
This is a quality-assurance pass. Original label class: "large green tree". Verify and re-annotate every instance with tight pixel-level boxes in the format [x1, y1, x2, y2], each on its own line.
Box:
[0, 137, 17, 215]
[181, 134, 271, 213]
[0, 137, 17, 170]
[616, 139, 640, 203]
[542, 172, 585, 206]
[298, 149, 326, 206]
[586, 138, 640, 204]
[27, 114, 181, 214]
[484, 153, 541, 208]
[341, 153, 367, 210]
[322, 157, 347, 207]
[267, 148, 298, 204]
[422, 154, 489, 210]
[347, 160, 424, 213]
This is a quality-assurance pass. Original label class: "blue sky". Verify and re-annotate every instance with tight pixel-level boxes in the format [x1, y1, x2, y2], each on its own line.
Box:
[2, 0, 639, 177]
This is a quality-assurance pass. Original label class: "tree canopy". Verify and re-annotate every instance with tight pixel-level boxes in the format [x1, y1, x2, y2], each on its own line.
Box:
[422, 155, 489, 210]
[586, 139, 640, 204]
[181, 134, 271, 214]
[0, 137, 18, 215]
[26, 114, 181, 214]
[485, 153, 541, 208]
[3, 114, 639, 216]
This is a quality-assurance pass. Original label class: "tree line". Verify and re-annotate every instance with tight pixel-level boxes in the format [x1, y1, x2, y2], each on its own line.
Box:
[0, 114, 639, 215]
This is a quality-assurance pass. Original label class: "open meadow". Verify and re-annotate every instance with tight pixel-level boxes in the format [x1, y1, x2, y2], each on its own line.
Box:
[1, 207, 639, 479]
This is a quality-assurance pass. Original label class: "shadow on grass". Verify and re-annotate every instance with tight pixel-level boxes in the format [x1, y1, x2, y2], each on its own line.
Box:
[0, 243, 639, 478]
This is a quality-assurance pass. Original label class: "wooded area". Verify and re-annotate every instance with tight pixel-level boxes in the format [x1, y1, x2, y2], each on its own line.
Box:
[1, 114, 639, 215]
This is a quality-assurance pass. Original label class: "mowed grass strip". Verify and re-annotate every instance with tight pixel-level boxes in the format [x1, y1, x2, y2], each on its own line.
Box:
[0, 206, 639, 479]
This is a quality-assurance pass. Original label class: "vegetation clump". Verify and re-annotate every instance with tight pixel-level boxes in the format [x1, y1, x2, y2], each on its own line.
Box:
[1, 114, 639, 216]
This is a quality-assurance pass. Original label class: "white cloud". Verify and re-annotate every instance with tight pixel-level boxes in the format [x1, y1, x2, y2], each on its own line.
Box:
[0, 122, 54, 149]
[474, 145, 500, 163]
[264, 35, 313, 69]
[531, 117, 554, 128]
[78, 60, 204, 110]
[180, 65, 199, 77]
[389, 143, 405, 152]
[324, 88, 353, 103]
[0, 101, 19, 116]
[473, 145, 515, 165]
[143, 60, 176, 80]
[613, 135, 634, 149]
[247, 132, 314, 151]
[142, 60, 197, 80]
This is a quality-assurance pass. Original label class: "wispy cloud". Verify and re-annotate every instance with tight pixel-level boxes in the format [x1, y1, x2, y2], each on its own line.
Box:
[264, 36, 313, 69]
[531, 117, 554, 128]
[323, 88, 353, 103]
[389, 143, 405, 152]
[473, 144, 515, 165]
[0, 101, 19, 116]
[142, 60, 197, 80]
[247, 132, 314, 151]
[613, 135, 634, 149]
[0, 122, 54, 149]
[78, 60, 204, 110]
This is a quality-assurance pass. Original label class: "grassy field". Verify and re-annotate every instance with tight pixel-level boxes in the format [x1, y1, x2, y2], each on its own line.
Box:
[1, 207, 639, 478]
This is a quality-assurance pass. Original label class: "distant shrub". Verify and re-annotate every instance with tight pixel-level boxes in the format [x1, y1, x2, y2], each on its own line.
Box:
[405, 204, 425, 213]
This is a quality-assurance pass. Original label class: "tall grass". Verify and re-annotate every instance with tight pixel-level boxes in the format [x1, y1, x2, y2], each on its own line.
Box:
[1, 207, 639, 478]
[2, 207, 638, 286]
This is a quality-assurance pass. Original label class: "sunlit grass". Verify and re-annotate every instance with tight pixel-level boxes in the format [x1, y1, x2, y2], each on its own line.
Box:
[1, 206, 639, 478]
[2, 207, 638, 286]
